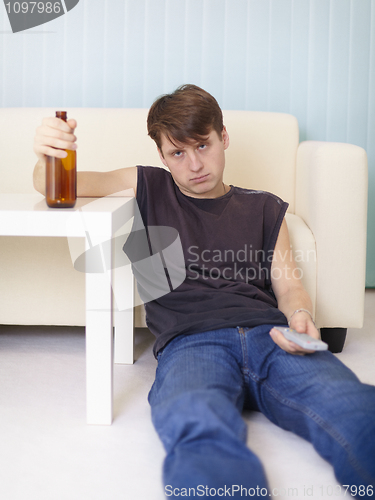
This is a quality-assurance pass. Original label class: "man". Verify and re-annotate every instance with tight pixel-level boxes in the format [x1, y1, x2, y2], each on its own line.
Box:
[33, 85, 375, 498]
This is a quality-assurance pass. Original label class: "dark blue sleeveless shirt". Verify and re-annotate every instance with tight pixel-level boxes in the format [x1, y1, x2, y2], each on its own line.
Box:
[125, 166, 289, 356]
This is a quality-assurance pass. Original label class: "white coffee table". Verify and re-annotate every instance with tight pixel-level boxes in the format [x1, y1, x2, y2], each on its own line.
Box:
[0, 193, 135, 425]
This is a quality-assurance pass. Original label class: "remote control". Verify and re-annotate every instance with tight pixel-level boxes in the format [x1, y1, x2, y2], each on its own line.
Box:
[274, 327, 328, 351]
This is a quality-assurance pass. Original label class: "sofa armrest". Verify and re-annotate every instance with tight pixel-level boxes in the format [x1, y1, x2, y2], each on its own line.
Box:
[295, 141, 368, 329]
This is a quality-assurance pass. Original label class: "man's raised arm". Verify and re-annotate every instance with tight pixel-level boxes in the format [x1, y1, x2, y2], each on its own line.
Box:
[33, 116, 137, 197]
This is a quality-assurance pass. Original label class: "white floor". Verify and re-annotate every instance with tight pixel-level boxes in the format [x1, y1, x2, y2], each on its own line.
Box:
[0, 290, 374, 500]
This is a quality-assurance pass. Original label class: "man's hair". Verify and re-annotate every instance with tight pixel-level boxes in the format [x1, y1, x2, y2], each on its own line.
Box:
[147, 84, 224, 152]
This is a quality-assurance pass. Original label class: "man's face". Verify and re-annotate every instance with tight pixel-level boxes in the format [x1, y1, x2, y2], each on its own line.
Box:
[158, 127, 230, 199]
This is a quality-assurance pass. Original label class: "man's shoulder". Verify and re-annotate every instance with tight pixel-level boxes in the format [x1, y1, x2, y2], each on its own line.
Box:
[138, 165, 170, 178]
[137, 165, 173, 189]
[232, 186, 285, 206]
[136, 166, 175, 201]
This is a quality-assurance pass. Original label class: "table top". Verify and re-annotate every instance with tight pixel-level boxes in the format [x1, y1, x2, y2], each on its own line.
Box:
[0, 193, 134, 237]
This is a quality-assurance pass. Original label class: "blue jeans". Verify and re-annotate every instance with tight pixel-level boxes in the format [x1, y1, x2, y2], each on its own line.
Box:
[148, 325, 375, 498]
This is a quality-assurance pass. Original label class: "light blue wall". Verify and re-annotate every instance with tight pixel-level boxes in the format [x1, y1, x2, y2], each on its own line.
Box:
[1, 0, 374, 285]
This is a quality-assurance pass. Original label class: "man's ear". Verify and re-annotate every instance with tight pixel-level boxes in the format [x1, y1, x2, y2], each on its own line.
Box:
[222, 126, 230, 150]
[157, 148, 168, 168]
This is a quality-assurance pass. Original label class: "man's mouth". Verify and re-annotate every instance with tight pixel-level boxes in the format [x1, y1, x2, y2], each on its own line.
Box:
[191, 174, 209, 183]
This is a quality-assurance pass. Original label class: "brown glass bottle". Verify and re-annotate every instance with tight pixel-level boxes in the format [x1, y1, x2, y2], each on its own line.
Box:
[46, 111, 77, 208]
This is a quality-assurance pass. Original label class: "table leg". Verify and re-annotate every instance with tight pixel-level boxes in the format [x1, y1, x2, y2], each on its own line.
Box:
[85, 228, 114, 426]
[113, 260, 134, 365]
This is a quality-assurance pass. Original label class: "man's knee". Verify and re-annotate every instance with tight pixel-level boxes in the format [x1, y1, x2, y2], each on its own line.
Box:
[150, 389, 247, 453]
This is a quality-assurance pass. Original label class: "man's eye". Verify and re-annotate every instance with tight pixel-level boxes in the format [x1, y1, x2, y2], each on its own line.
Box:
[173, 151, 183, 157]
[198, 144, 207, 150]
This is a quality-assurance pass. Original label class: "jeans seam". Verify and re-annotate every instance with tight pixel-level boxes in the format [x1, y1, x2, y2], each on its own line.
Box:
[249, 370, 375, 485]
[238, 329, 248, 374]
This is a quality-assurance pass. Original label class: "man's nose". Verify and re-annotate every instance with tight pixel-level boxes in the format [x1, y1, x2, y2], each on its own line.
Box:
[187, 151, 203, 171]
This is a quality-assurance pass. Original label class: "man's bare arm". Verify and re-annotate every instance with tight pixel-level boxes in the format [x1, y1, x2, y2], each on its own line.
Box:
[33, 116, 137, 197]
[34, 159, 137, 197]
[270, 218, 319, 355]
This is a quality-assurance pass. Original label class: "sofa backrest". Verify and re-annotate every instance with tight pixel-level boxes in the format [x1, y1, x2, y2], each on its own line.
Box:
[0, 108, 299, 212]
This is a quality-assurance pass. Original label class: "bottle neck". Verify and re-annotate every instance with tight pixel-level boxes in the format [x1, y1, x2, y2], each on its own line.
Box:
[56, 111, 67, 122]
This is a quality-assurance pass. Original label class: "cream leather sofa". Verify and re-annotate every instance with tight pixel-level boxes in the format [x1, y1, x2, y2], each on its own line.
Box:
[0, 108, 368, 352]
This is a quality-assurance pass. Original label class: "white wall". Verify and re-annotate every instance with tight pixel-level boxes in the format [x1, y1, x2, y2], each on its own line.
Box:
[1, 0, 374, 285]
